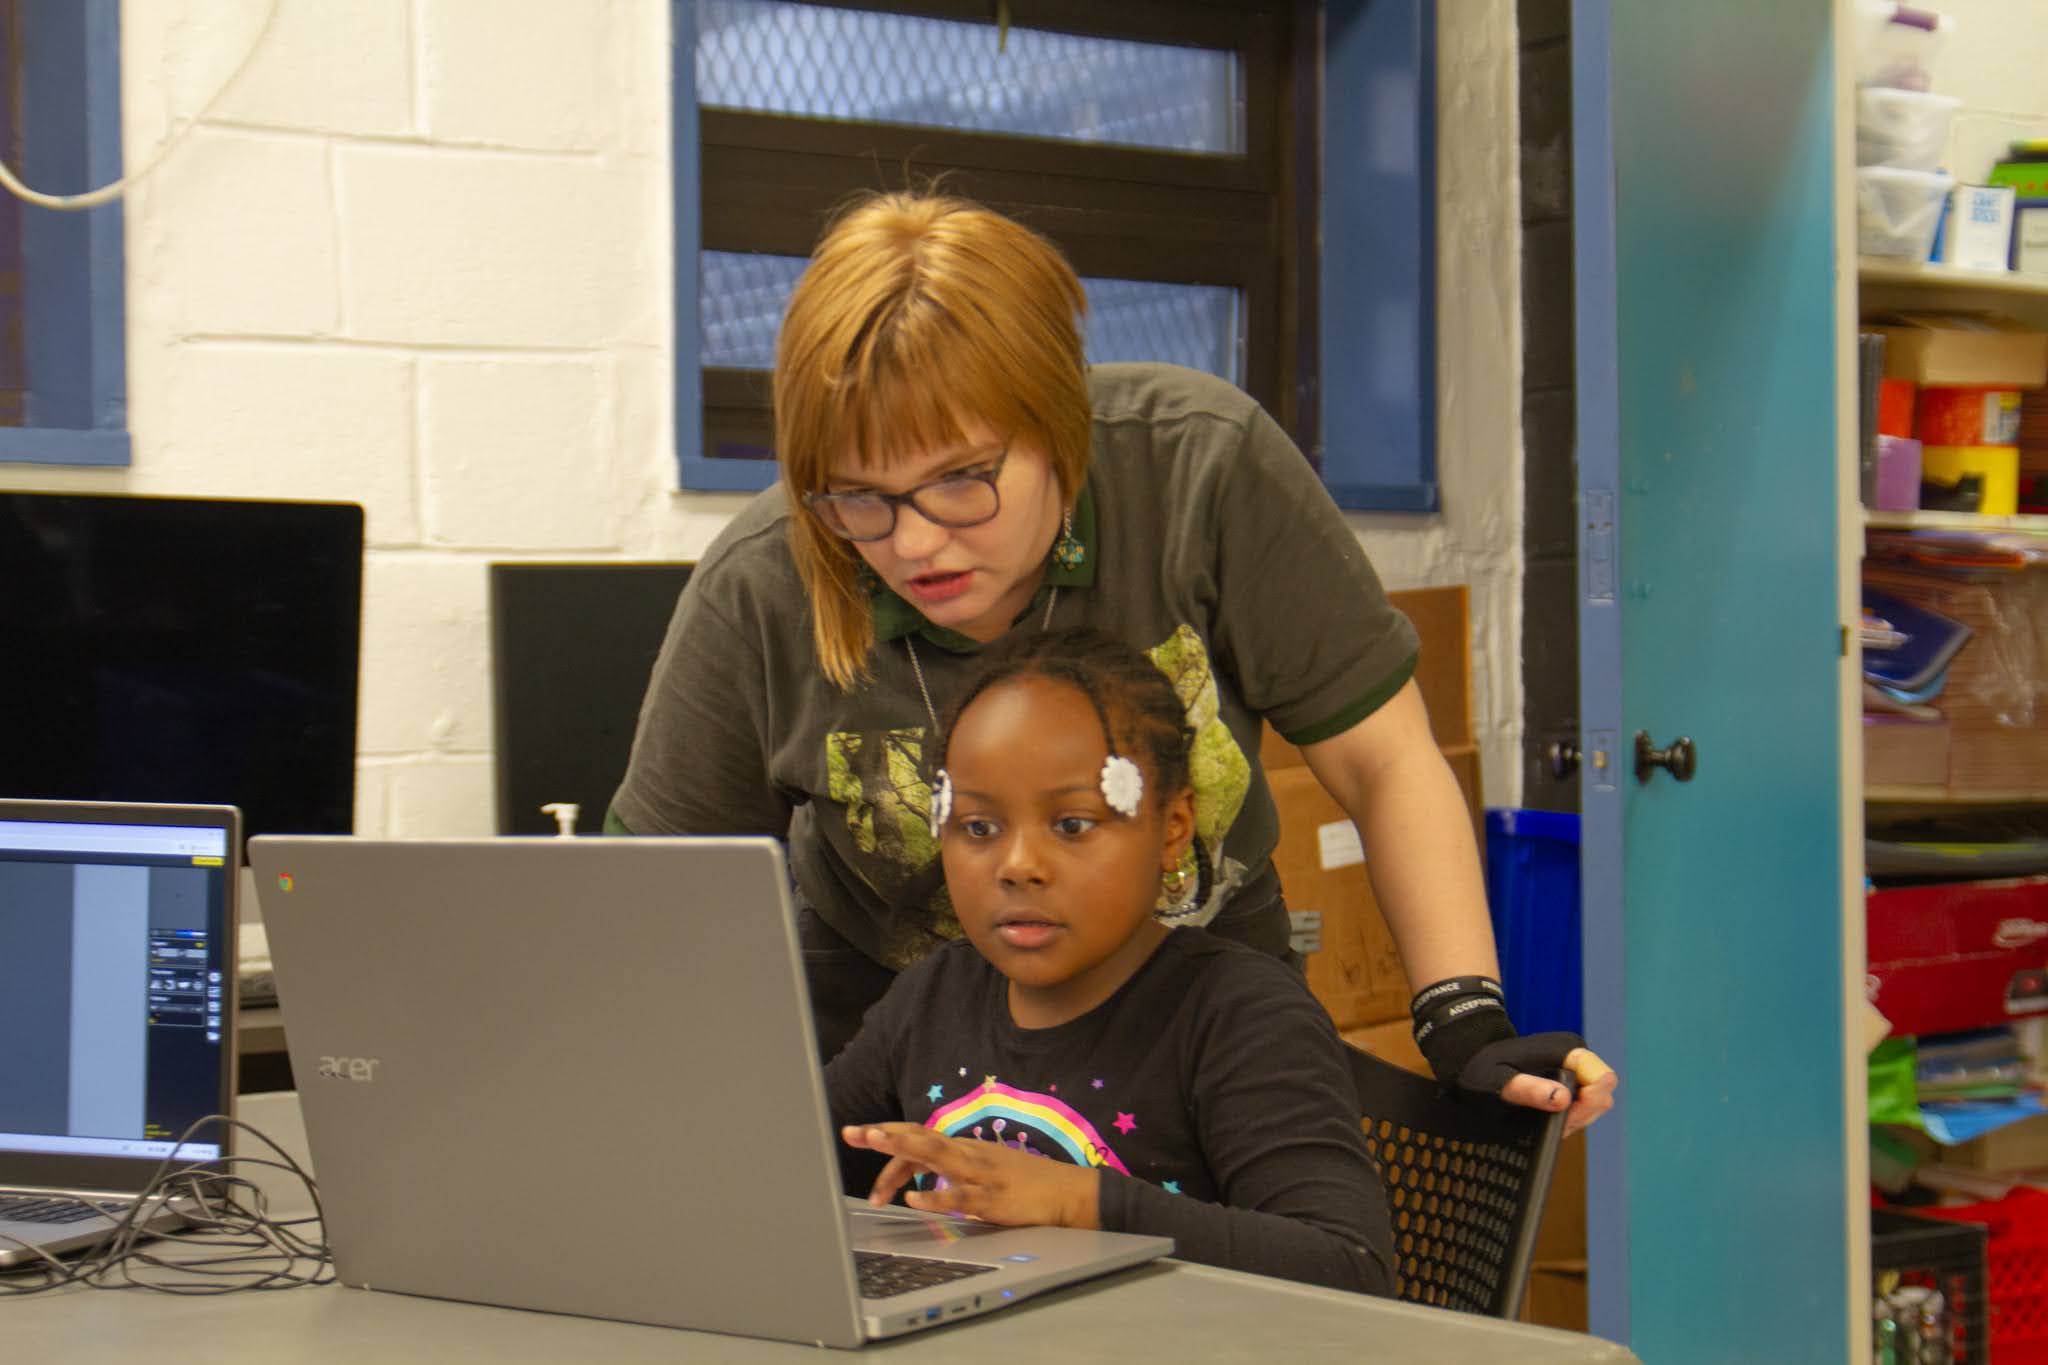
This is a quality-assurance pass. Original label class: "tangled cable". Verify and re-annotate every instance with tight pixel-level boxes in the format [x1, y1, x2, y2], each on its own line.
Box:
[0, 1113, 331, 1295]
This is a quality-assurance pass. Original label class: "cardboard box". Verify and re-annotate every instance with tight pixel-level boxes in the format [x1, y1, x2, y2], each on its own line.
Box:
[1339, 1018, 1429, 1076]
[1532, 1137, 1588, 1266]
[1520, 1262, 1589, 1333]
[1864, 714, 1950, 788]
[1265, 583, 1482, 1032]
[1866, 877, 2048, 1036]
[1275, 765, 1410, 1030]
[1870, 311, 2048, 389]
[1862, 565, 2048, 795]
[1260, 584, 1475, 771]
[1940, 1111, 2048, 1174]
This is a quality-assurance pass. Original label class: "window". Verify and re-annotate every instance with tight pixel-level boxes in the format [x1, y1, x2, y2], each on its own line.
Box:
[670, 0, 1437, 510]
[674, 0, 1300, 492]
[0, 0, 129, 467]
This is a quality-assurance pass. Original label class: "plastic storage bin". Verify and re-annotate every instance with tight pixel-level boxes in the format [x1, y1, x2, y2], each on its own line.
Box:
[1859, 166, 1955, 260]
[1854, 0, 1955, 92]
[1483, 808, 1581, 1037]
[1873, 1207, 1989, 1365]
[1857, 87, 1961, 172]
[1918, 1188, 2048, 1363]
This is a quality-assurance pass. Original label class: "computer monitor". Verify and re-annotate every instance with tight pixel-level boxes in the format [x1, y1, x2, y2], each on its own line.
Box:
[488, 561, 693, 835]
[0, 492, 363, 843]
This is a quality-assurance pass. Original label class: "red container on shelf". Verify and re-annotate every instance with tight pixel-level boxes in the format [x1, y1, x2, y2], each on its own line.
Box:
[1866, 878, 2048, 1036]
[1917, 1188, 2048, 1364]
[1916, 386, 2024, 446]
[1880, 378, 1918, 438]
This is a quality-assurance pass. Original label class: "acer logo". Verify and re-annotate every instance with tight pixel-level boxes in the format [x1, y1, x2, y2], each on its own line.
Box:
[1993, 919, 2048, 951]
[317, 1056, 381, 1082]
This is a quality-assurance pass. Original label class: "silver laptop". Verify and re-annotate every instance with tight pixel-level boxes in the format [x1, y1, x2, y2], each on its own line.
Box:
[249, 835, 1171, 1347]
[0, 800, 240, 1270]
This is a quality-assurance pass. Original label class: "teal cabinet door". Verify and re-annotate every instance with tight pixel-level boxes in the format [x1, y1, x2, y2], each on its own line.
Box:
[1574, 2, 1858, 1360]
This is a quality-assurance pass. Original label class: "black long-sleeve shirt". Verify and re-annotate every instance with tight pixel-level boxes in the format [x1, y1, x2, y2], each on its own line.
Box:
[824, 931, 1396, 1295]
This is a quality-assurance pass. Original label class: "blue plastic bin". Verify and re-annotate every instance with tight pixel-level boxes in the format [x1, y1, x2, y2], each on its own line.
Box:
[1483, 808, 1583, 1037]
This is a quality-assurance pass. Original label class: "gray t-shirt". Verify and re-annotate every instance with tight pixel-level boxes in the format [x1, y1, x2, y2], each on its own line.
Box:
[612, 362, 1417, 970]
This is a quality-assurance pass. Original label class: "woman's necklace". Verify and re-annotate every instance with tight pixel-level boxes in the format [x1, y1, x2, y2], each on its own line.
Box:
[903, 585, 1058, 735]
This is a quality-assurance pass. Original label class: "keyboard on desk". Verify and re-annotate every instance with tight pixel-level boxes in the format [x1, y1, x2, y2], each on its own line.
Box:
[0, 1193, 124, 1226]
[854, 1248, 997, 1300]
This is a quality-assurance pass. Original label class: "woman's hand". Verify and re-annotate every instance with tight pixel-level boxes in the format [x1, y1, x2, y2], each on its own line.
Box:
[1498, 1047, 1618, 1138]
[841, 1123, 1101, 1229]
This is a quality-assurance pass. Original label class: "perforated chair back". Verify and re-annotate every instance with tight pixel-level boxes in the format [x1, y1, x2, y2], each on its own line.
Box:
[1345, 1044, 1568, 1319]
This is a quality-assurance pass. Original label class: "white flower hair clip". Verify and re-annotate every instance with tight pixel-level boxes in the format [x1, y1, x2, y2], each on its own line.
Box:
[929, 768, 954, 838]
[1099, 754, 1144, 818]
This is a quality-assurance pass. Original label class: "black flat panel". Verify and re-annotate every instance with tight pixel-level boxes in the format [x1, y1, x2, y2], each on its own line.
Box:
[489, 562, 694, 835]
[0, 492, 363, 843]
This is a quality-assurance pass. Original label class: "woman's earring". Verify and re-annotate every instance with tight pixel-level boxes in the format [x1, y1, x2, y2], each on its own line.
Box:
[1050, 507, 1085, 570]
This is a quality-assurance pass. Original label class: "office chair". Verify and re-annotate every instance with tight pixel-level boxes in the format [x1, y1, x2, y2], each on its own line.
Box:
[1345, 1044, 1570, 1319]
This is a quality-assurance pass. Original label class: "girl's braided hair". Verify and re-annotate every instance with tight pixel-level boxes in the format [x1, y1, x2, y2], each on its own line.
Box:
[935, 627, 1194, 811]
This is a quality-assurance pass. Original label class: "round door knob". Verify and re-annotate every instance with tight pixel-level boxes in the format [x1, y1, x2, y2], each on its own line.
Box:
[1545, 742, 1581, 779]
[1634, 732, 1697, 784]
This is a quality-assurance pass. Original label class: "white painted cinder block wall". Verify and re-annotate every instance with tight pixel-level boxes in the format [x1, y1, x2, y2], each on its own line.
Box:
[5, 0, 1527, 834]
[1931, 0, 2048, 180]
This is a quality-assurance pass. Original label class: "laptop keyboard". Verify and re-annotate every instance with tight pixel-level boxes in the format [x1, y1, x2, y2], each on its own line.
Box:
[854, 1249, 997, 1300]
[0, 1194, 116, 1225]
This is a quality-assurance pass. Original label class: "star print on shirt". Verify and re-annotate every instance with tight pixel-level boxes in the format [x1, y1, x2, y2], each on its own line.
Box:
[1162, 1180, 1182, 1195]
[1113, 1112, 1137, 1135]
[983, 1075, 998, 1091]
[1091, 1079, 1104, 1090]
[926, 1084, 944, 1103]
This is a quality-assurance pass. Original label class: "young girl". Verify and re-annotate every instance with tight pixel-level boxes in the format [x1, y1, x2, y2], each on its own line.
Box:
[824, 629, 1396, 1295]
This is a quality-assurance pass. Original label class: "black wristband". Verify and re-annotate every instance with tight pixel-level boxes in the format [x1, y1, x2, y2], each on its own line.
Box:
[1408, 975, 1504, 1023]
[1409, 976, 1513, 1085]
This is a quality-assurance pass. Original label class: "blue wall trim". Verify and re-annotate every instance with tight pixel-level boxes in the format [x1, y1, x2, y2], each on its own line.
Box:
[676, 455, 777, 493]
[1570, 0, 1628, 1344]
[7, 0, 128, 466]
[1319, 0, 1437, 512]
[0, 426, 130, 465]
[671, 0, 723, 491]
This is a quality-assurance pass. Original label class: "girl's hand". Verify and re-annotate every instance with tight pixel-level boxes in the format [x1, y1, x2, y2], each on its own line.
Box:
[840, 1123, 1101, 1229]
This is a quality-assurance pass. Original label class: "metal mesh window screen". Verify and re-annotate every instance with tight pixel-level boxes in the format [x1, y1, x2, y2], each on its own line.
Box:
[696, 0, 1243, 155]
[702, 250, 1243, 386]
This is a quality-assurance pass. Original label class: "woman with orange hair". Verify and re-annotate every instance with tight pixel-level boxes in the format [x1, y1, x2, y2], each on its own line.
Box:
[612, 191, 1614, 1133]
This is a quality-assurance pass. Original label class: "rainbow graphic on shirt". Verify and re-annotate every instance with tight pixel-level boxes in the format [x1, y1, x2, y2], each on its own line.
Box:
[926, 1080, 1130, 1176]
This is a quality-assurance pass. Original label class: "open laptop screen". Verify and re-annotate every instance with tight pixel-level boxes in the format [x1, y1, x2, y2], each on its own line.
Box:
[0, 802, 237, 1184]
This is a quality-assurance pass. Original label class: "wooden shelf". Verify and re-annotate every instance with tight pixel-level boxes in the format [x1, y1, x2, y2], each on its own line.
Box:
[1859, 258, 2048, 298]
[1860, 257, 2048, 328]
[1866, 785, 2048, 806]
[1864, 509, 2048, 533]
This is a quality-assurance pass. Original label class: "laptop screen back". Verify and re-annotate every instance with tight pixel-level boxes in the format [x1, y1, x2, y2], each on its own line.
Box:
[0, 801, 238, 1190]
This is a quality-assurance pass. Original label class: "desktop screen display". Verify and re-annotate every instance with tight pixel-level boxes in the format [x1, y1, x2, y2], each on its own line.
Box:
[0, 492, 363, 841]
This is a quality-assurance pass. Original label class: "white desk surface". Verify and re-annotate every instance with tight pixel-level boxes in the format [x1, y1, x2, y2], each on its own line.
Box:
[9, 1094, 1642, 1364]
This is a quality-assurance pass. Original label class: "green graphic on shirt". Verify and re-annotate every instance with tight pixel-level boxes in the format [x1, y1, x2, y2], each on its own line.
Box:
[1147, 625, 1251, 916]
[826, 727, 941, 868]
[825, 728, 957, 965]
[826, 625, 1253, 961]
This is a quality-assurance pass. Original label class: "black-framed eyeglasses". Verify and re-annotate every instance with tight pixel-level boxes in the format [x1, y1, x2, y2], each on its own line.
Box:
[803, 449, 1008, 543]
